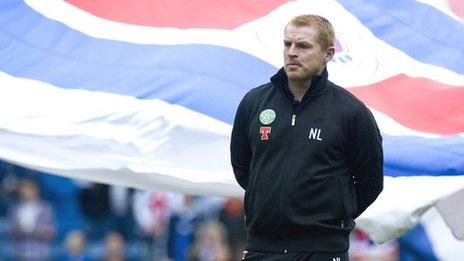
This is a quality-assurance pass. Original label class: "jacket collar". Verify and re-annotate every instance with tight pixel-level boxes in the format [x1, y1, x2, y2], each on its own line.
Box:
[270, 67, 330, 103]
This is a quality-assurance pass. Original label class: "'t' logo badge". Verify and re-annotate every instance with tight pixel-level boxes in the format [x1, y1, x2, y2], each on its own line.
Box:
[260, 127, 271, 140]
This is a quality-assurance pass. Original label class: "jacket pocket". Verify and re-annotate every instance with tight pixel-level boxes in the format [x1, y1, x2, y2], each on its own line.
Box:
[243, 186, 252, 226]
[336, 174, 357, 223]
[243, 170, 260, 228]
[287, 170, 346, 225]
[244, 169, 282, 234]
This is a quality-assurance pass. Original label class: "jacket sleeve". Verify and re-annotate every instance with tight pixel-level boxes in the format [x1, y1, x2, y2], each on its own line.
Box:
[230, 95, 252, 190]
[347, 104, 384, 218]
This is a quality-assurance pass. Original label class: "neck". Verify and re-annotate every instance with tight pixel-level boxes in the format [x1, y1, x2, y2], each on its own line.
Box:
[288, 79, 311, 102]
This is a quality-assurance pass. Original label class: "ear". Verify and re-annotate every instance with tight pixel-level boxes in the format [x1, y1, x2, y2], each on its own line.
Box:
[324, 46, 335, 63]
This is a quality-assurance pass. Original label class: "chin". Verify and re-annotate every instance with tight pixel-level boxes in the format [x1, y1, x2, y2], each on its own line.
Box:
[286, 71, 309, 81]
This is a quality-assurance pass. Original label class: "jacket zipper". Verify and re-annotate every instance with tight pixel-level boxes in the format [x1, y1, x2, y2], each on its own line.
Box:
[279, 111, 298, 254]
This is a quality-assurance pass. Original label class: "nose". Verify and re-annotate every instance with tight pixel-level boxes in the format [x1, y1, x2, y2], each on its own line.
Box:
[287, 44, 298, 57]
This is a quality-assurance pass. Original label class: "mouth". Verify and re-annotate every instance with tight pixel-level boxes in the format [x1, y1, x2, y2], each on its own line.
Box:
[286, 63, 301, 69]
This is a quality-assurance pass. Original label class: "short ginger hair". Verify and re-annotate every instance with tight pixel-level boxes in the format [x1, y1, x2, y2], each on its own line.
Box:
[286, 14, 335, 51]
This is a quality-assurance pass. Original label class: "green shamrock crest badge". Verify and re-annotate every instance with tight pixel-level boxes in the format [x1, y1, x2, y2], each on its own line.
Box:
[259, 109, 276, 125]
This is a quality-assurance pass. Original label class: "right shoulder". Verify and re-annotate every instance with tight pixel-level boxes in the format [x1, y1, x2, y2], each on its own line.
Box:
[234, 82, 274, 124]
[240, 82, 273, 105]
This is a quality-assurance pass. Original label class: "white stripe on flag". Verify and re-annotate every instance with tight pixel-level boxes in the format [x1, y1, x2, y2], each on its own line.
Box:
[0, 72, 241, 196]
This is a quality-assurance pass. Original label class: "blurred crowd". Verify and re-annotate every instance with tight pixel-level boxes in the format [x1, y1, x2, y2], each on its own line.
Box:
[0, 161, 247, 261]
[0, 161, 402, 260]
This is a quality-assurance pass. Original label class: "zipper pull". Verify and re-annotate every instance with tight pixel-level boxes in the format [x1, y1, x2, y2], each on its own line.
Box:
[291, 114, 296, 126]
[341, 220, 345, 228]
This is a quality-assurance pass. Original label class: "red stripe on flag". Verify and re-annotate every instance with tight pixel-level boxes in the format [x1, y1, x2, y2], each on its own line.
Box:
[449, 0, 464, 18]
[65, 0, 287, 29]
[349, 75, 464, 135]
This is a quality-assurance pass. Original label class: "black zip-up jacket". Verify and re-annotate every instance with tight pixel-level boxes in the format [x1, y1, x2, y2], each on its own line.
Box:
[230, 67, 383, 253]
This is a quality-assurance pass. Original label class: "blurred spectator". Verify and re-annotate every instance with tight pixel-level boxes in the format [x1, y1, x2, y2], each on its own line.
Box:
[0, 161, 17, 216]
[188, 221, 231, 261]
[80, 183, 135, 240]
[168, 195, 202, 261]
[103, 231, 127, 261]
[193, 196, 224, 220]
[80, 183, 111, 239]
[133, 190, 183, 259]
[40, 174, 84, 241]
[61, 230, 92, 261]
[9, 178, 56, 260]
[218, 198, 247, 260]
[108, 186, 135, 240]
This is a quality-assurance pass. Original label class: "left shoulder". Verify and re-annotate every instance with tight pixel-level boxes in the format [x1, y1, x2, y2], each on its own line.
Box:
[327, 81, 369, 114]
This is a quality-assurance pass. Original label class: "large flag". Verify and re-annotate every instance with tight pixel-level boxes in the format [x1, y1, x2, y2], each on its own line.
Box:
[1, 0, 463, 258]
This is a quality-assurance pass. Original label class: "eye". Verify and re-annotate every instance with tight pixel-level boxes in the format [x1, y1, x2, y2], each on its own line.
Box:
[283, 41, 291, 47]
[297, 43, 311, 49]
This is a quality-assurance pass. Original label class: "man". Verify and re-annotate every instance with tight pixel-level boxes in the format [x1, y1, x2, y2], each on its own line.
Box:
[230, 14, 383, 260]
[9, 178, 56, 260]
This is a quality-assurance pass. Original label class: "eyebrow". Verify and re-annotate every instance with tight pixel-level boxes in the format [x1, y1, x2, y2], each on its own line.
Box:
[283, 39, 311, 44]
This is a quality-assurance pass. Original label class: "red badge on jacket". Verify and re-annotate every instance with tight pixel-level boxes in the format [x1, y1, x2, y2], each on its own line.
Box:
[260, 127, 271, 140]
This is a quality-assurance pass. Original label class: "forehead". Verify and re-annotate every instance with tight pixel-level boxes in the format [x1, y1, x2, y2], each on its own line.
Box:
[284, 24, 318, 42]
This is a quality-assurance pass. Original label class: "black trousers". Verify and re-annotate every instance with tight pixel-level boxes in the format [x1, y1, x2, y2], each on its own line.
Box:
[242, 250, 349, 261]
